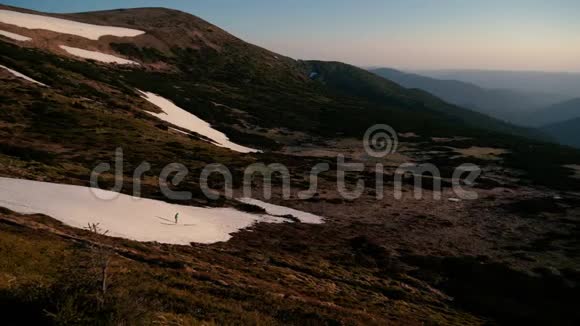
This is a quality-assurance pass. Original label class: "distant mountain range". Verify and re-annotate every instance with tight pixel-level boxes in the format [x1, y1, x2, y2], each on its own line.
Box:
[535, 99, 580, 149]
[526, 98, 580, 127]
[370, 68, 569, 124]
[370, 68, 580, 148]
[417, 69, 580, 98]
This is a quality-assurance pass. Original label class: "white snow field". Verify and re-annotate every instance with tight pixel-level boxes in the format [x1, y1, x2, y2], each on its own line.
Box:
[0, 64, 46, 86]
[237, 198, 324, 224]
[0, 177, 293, 245]
[0, 9, 144, 40]
[139, 91, 259, 153]
[60, 45, 139, 65]
[0, 29, 31, 41]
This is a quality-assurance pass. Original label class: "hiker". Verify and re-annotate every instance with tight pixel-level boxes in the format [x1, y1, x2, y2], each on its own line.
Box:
[174, 213, 179, 224]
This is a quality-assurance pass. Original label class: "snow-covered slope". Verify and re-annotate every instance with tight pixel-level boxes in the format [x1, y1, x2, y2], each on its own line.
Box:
[0, 29, 31, 41]
[60, 45, 139, 65]
[0, 9, 144, 40]
[139, 91, 259, 153]
[237, 198, 324, 224]
[0, 64, 46, 86]
[0, 177, 289, 245]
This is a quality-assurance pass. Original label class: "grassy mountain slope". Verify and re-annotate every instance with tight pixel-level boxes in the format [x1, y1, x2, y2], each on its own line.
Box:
[0, 5, 545, 142]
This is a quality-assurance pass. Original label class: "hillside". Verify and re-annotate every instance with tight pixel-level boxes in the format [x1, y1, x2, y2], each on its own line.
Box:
[542, 117, 580, 148]
[0, 4, 544, 142]
[527, 98, 580, 127]
[1, 5, 580, 325]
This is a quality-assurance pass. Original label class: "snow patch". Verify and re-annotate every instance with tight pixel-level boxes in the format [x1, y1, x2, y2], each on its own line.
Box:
[169, 127, 193, 136]
[139, 91, 259, 153]
[0, 29, 31, 41]
[0, 64, 46, 86]
[0, 9, 144, 40]
[237, 198, 324, 224]
[0, 177, 291, 245]
[60, 45, 139, 65]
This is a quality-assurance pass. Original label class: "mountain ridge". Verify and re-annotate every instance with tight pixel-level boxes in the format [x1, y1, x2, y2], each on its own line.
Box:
[542, 117, 580, 148]
[418, 69, 580, 98]
[0, 5, 553, 145]
[371, 67, 569, 123]
[529, 98, 580, 127]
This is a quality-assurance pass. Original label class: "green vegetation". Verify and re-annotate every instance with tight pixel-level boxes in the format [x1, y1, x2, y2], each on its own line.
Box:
[0, 213, 485, 325]
[110, 43, 167, 63]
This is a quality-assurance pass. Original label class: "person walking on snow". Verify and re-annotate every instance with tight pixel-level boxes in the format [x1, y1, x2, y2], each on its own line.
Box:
[174, 212, 179, 224]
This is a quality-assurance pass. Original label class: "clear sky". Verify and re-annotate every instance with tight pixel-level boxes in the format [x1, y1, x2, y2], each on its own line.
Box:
[2, 0, 579, 72]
